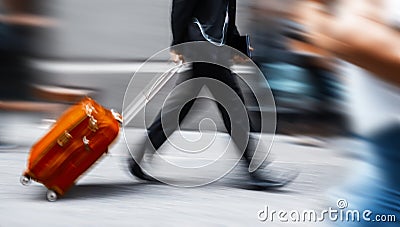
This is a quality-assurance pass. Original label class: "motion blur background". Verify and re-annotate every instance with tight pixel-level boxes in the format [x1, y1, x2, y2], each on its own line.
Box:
[0, 0, 399, 226]
[0, 0, 349, 135]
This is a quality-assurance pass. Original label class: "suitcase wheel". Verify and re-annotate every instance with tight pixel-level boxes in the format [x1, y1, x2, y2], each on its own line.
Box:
[20, 175, 31, 186]
[46, 190, 58, 202]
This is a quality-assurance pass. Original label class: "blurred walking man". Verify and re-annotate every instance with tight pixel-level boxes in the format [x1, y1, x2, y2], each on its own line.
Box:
[128, 0, 297, 189]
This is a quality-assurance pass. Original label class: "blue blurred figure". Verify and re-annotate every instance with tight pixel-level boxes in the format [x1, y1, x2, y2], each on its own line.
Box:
[248, 0, 345, 135]
[297, 0, 400, 226]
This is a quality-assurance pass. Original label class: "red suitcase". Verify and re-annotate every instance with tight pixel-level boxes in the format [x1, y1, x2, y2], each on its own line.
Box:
[20, 97, 122, 201]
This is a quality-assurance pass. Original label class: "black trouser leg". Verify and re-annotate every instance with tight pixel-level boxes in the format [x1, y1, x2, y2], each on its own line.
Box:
[134, 72, 199, 162]
[193, 62, 258, 166]
[137, 62, 262, 169]
[147, 99, 196, 150]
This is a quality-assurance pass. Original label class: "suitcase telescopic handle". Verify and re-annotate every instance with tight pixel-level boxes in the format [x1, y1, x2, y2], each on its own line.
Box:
[123, 62, 183, 125]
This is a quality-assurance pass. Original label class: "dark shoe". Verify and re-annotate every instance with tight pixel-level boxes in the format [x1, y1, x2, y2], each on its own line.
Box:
[128, 158, 161, 183]
[247, 168, 299, 190]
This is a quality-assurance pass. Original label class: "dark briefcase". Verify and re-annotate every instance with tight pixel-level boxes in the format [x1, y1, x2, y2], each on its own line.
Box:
[228, 34, 252, 58]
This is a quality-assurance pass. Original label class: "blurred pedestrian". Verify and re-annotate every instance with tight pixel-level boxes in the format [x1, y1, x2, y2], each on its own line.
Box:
[249, 0, 343, 134]
[297, 0, 400, 225]
[128, 0, 297, 188]
[0, 0, 34, 101]
[0, 0, 57, 148]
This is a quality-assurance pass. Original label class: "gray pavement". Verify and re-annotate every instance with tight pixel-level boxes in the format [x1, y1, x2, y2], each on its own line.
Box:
[0, 119, 358, 226]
